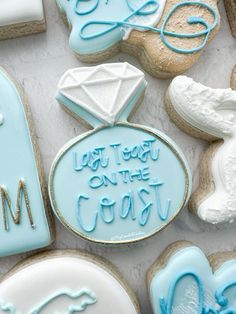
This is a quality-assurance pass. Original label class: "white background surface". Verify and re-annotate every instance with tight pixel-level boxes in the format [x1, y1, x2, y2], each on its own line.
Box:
[0, 1, 235, 313]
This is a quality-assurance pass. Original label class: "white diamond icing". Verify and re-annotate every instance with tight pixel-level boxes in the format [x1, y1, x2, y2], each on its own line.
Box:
[58, 62, 145, 126]
[168, 76, 236, 224]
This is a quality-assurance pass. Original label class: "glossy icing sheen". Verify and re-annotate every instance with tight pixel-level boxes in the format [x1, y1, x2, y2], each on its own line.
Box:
[56, 0, 218, 55]
[0, 69, 51, 256]
[49, 63, 191, 243]
[149, 245, 236, 314]
[0, 0, 44, 26]
[169, 76, 236, 224]
[0, 253, 138, 314]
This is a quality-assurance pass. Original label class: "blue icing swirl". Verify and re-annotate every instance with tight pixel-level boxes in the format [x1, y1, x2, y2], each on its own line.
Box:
[66, 0, 218, 54]
[160, 272, 236, 313]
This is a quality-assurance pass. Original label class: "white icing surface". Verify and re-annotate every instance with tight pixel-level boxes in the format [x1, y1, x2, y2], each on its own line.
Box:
[0, 0, 44, 27]
[123, 0, 167, 39]
[168, 76, 236, 224]
[58, 63, 145, 125]
[0, 253, 138, 314]
[0, 114, 4, 126]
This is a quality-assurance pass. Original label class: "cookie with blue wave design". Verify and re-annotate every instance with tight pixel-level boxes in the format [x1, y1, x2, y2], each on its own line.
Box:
[147, 241, 236, 314]
[56, 0, 220, 78]
[0, 250, 140, 314]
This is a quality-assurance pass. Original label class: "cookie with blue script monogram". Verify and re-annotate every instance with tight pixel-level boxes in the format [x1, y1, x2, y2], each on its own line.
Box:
[0, 67, 53, 257]
[56, 0, 220, 78]
[0, 250, 140, 313]
[147, 241, 236, 314]
[49, 62, 191, 244]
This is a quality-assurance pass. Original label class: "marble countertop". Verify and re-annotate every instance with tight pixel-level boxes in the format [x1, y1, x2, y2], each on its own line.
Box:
[0, 1, 236, 313]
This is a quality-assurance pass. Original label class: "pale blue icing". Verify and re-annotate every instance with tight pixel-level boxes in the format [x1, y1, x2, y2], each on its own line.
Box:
[50, 123, 191, 243]
[30, 288, 97, 313]
[150, 246, 236, 314]
[0, 69, 51, 257]
[56, 0, 218, 55]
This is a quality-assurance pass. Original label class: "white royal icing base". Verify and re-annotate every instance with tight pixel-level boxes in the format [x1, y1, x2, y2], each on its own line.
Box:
[168, 76, 236, 224]
[0, 0, 44, 27]
[58, 62, 146, 126]
[0, 253, 138, 313]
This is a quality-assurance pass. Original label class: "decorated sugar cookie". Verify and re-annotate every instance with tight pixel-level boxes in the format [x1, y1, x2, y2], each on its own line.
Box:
[0, 0, 46, 40]
[0, 250, 140, 313]
[166, 75, 236, 224]
[49, 63, 191, 244]
[0, 68, 53, 256]
[147, 242, 236, 314]
[231, 65, 236, 90]
[224, 0, 236, 37]
[56, 0, 220, 79]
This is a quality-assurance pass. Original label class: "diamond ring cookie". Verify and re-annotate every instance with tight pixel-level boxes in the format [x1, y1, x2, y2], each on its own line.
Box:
[0, 250, 140, 313]
[0, 68, 53, 257]
[56, 0, 220, 79]
[166, 75, 236, 224]
[224, 0, 236, 37]
[49, 62, 191, 244]
[147, 241, 236, 314]
[0, 0, 46, 40]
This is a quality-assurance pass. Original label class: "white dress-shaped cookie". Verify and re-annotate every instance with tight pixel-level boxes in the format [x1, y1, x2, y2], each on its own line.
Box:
[0, 68, 53, 256]
[166, 75, 236, 224]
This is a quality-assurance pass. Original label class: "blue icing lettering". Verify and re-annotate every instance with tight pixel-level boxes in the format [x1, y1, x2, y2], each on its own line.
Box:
[58, 0, 218, 54]
[149, 246, 236, 314]
[0, 69, 51, 257]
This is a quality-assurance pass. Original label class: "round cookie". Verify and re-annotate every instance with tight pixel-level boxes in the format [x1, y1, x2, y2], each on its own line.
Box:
[49, 62, 191, 244]
[56, 0, 220, 79]
[147, 241, 236, 314]
[0, 250, 140, 313]
[165, 75, 236, 224]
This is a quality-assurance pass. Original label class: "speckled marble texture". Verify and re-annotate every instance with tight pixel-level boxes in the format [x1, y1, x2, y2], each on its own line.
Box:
[0, 1, 235, 313]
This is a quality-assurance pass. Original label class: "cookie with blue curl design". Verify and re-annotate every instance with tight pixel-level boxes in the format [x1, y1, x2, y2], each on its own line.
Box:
[147, 241, 236, 314]
[56, 0, 220, 78]
[0, 250, 140, 313]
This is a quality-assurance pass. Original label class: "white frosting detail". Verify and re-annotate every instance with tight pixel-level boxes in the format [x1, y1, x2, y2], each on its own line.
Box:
[58, 62, 145, 126]
[0, 114, 4, 126]
[0, 254, 138, 314]
[123, 0, 167, 39]
[0, 0, 44, 27]
[168, 76, 236, 224]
